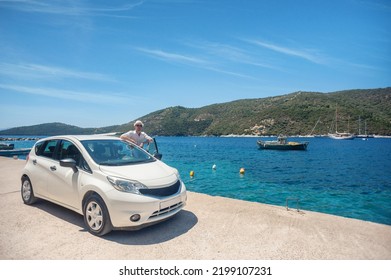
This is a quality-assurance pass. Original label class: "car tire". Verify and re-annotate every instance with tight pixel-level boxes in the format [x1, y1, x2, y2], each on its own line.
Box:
[83, 194, 112, 236]
[21, 176, 37, 205]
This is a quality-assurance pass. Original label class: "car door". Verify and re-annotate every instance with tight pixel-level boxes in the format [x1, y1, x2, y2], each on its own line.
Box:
[145, 137, 162, 160]
[46, 140, 83, 210]
[30, 139, 59, 199]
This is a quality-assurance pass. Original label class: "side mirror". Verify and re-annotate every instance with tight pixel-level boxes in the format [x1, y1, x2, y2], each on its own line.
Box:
[60, 158, 78, 173]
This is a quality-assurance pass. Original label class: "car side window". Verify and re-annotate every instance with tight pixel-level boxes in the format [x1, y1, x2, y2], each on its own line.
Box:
[59, 140, 92, 173]
[37, 140, 58, 159]
[58, 140, 74, 160]
[34, 141, 44, 156]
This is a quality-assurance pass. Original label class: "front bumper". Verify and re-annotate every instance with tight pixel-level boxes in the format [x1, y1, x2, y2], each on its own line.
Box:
[105, 181, 187, 229]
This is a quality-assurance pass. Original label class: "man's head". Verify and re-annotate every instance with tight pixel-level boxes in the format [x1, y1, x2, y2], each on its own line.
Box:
[134, 120, 144, 131]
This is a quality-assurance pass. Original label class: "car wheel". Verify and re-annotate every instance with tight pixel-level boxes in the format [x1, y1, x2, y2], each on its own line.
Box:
[83, 194, 112, 236]
[21, 176, 37, 205]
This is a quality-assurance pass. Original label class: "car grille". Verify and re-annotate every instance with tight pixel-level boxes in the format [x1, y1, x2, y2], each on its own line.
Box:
[139, 180, 181, 197]
[150, 201, 184, 218]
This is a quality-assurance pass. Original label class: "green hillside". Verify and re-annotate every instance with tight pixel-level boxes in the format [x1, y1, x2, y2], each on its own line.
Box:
[1, 87, 390, 136]
[119, 87, 391, 136]
[0, 122, 120, 136]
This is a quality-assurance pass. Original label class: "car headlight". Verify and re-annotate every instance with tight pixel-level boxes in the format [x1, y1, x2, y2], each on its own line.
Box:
[107, 176, 147, 194]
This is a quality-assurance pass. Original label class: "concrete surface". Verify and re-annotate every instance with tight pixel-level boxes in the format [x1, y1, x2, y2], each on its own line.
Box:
[0, 156, 390, 260]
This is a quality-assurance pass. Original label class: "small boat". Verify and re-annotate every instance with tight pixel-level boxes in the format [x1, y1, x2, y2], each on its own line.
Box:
[0, 143, 15, 150]
[0, 143, 31, 157]
[0, 148, 31, 157]
[257, 135, 309, 151]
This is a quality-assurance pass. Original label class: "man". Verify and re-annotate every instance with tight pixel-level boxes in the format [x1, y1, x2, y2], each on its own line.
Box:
[120, 120, 153, 148]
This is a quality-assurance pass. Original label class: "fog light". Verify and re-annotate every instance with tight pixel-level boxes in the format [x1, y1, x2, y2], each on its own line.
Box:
[130, 214, 141, 222]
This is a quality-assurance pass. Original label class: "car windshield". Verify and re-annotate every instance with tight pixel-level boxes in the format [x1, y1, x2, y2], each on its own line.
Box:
[81, 139, 155, 166]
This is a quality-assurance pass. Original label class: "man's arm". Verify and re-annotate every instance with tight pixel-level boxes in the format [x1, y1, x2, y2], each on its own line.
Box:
[144, 133, 153, 142]
[120, 133, 136, 144]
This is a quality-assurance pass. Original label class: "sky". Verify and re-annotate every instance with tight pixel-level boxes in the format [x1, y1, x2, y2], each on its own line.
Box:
[0, 0, 390, 129]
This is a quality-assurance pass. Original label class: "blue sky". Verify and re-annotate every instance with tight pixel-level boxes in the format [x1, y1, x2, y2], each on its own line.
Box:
[0, 0, 390, 129]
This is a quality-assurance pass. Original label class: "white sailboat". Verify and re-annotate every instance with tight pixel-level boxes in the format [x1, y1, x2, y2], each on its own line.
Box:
[328, 105, 355, 140]
[356, 117, 374, 139]
[328, 131, 355, 140]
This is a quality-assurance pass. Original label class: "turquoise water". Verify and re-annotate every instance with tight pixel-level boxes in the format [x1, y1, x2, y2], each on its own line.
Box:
[157, 136, 391, 225]
[3, 135, 391, 225]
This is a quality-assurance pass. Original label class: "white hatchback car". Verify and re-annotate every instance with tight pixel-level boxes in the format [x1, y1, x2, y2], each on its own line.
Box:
[21, 135, 187, 236]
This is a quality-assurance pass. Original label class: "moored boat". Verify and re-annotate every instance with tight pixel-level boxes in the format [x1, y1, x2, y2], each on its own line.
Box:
[328, 132, 355, 140]
[0, 143, 15, 150]
[257, 135, 309, 151]
[0, 148, 31, 157]
[328, 105, 355, 140]
[0, 143, 31, 157]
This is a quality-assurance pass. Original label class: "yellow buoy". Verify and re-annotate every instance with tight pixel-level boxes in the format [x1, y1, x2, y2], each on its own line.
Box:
[239, 167, 245, 174]
[190, 170, 195, 177]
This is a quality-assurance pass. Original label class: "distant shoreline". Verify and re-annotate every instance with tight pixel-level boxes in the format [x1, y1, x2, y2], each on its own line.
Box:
[0, 136, 42, 141]
[2, 134, 391, 141]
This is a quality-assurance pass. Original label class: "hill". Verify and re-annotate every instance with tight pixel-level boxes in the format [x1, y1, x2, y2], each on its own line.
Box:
[0, 122, 120, 136]
[119, 87, 391, 136]
[1, 87, 390, 136]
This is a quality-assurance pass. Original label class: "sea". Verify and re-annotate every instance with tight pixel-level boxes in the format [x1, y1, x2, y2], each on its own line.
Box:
[2, 135, 391, 226]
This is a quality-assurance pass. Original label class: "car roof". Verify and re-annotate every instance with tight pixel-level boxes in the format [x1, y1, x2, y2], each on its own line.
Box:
[39, 134, 121, 142]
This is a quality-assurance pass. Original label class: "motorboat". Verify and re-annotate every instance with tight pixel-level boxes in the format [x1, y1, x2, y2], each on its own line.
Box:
[0, 142, 30, 157]
[0, 143, 15, 150]
[257, 135, 309, 151]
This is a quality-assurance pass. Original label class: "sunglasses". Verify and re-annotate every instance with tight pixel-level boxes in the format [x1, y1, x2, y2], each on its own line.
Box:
[135, 124, 142, 127]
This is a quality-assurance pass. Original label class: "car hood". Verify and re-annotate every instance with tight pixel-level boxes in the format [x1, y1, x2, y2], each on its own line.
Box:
[98, 160, 178, 188]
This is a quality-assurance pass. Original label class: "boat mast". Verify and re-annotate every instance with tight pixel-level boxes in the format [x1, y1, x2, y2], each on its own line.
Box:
[335, 105, 338, 133]
[365, 120, 368, 135]
[309, 117, 321, 135]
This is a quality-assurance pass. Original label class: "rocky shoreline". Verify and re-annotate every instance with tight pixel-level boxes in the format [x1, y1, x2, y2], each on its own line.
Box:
[0, 137, 42, 141]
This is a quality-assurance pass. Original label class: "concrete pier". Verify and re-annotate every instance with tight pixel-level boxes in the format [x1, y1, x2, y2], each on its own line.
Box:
[0, 156, 390, 260]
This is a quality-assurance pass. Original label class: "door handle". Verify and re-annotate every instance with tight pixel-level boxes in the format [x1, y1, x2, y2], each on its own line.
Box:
[32, 159, 37, 165]
[50, 166, 57, 171]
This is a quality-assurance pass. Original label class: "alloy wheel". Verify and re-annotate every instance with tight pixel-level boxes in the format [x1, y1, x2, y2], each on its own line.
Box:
[85, 201, 103, 231]
[22, 179, 32, 202]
